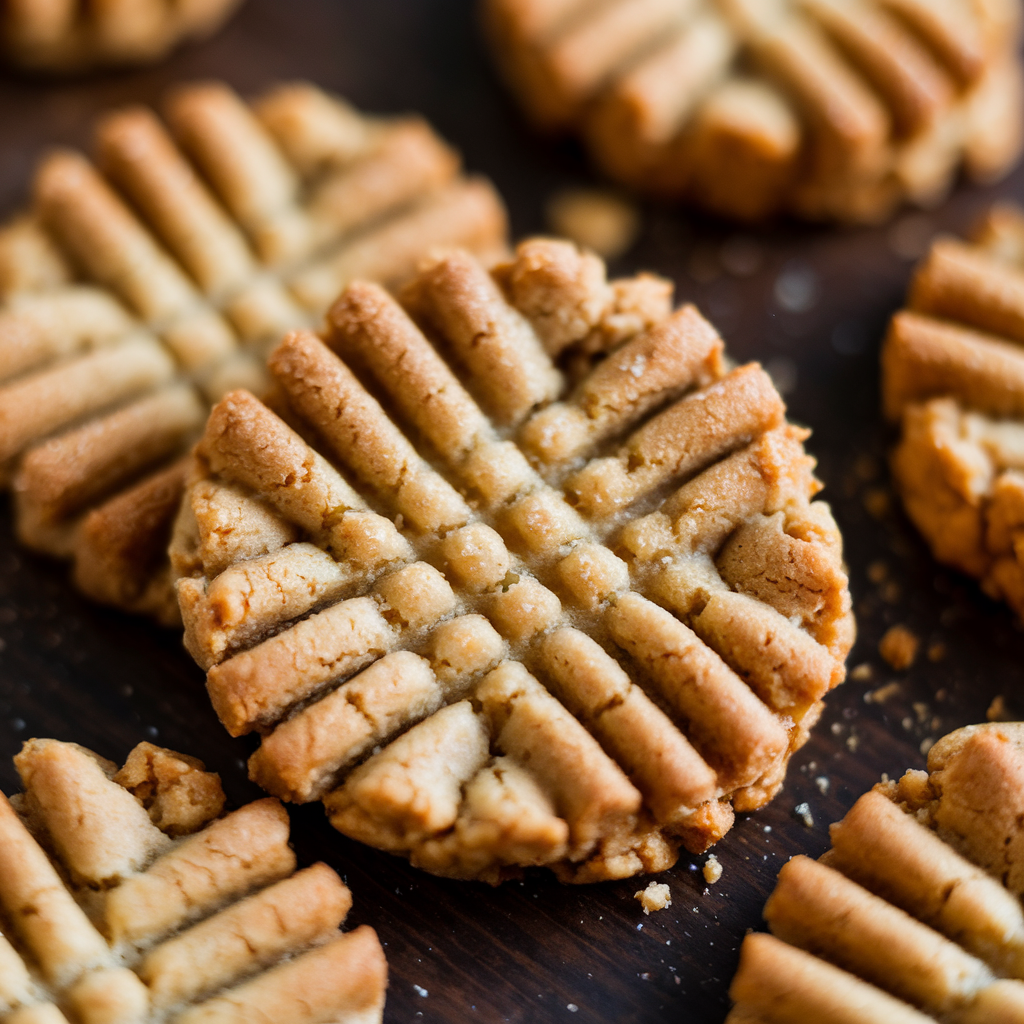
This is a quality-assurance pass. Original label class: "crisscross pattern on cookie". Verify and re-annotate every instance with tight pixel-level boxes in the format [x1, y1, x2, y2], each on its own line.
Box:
[483, 0, 1023, 222]
[0, 81, 507, 623]
[728, 723, 1024, 1023]
[882, 204, 1024, 624]
[1, 0, 242, 73]
[0, 737, 387, 1024]
[173, 238, 854, 883]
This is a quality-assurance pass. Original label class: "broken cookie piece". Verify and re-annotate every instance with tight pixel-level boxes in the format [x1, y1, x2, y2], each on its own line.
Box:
[483, 0, 1023, 223]
[635, 880, 672, 914]
[1, 0, 242, 73]
[0, 737, 387, 1023]
[727, 722, 1024, 1023]
[172, 238, 854, 884]
[0, 80, 507, 623]
[883, 203, 1024, 624]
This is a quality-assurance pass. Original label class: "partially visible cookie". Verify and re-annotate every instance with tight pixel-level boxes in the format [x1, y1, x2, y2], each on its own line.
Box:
[0, 737, 387, 1023]
[883, 204, 1024, 622]
[0, 81, 507, 623]
[483, 0, 1024, 223]
[170, 237, 854, 883]
[1, 0, 243, 73]
[727, 722, 1024, 1023]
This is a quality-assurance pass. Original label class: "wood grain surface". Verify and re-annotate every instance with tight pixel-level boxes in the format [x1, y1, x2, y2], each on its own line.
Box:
[1, 2, 1023, 1021]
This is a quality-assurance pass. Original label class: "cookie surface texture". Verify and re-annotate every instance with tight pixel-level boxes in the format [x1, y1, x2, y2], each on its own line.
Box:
[483, 0, 1024, 222]
[0, 737, 387, 1023]
[1, 0, 243, 73]
[883, 203, 1024, 623]
[727, 721, 1024, 1023]
[0, 81, 508, 623]
[173, 238, 855, 883]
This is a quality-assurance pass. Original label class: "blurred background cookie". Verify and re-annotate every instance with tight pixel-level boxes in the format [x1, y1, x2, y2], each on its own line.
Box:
[883, 203, 1024, 623]
[0, 80, 507, 622]
[483, 0, 1024, 223]
[1, 0, 244, 74]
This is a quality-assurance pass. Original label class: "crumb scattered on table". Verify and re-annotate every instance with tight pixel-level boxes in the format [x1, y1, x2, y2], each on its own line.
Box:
[865, 681, 901, 704]
[879, 624, 919, 670]
[867, 560, 888, 583]
[850, 663, 873, 682]
[634, 880, 672, 914]
[795, 802, 814, 827]
[863, 488, 891, 519]
[703, 854, 723, 885]
[546, 188, 640, 259]
[988, 695, 1011, 722]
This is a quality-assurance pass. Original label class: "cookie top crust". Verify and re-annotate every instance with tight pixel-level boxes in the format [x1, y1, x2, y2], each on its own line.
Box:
[483, 0, 1023, 222]
[1, 0, 242, 74]
[882, 203, 1024, 623]
[0, 737, 387, 1024]
[171, 238, 855, 884]
[727, 722, 1024, 1024]
[0, 80, 507, 623]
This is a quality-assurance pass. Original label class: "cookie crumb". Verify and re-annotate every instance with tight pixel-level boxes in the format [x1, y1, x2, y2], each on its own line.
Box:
[863, 488, 891, 519]
[927, 642, 947, 663]
[865, 681, 901, 704]
[879, 625, 919, 670]
[703, 855, 723, 884]
[795, 802, 814, 828]
[850, 663, 873, 682]
[815, 776, 830, 795]
[867, 561, 888, 584]
[546, 188, 640, 259]
[987, 695, 1011, 722]
[634, 881, 672, 914]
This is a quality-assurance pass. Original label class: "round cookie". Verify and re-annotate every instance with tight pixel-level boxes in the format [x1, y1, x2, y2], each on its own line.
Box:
[728, 722, 1024, 1023]
[171, 237, 855, 883]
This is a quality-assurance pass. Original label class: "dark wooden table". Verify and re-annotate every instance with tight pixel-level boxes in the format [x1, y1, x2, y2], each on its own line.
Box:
[2, 3, 1023, 1021]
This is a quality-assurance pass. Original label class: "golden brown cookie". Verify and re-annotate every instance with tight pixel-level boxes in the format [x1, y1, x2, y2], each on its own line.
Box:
[170, 238, 854, 883]
[1, 0, 243, 73]
[0, 81, 507, 624]
[0, 737, 387, 1023]
[727, 722, 1024, 1023]
[883, 203, 1024, 623]
[483, 0, 1024, 223]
